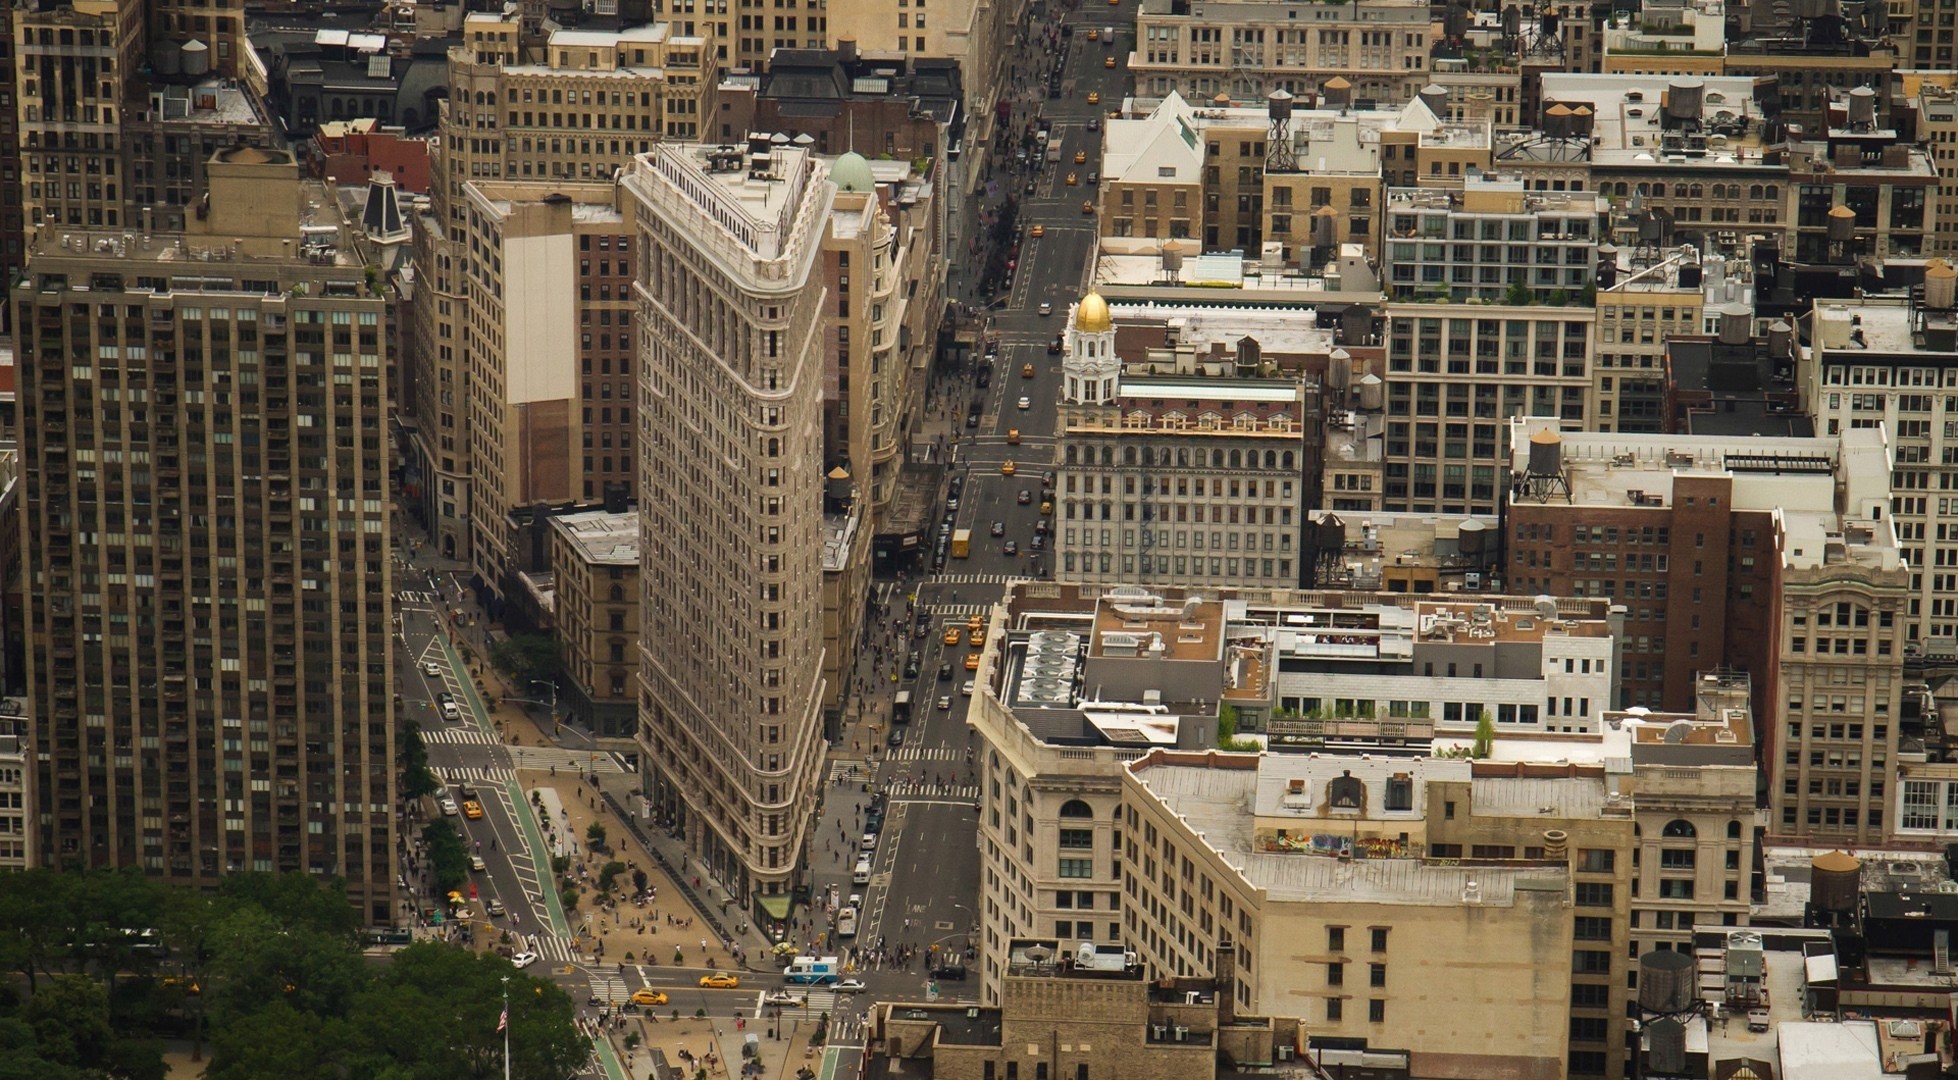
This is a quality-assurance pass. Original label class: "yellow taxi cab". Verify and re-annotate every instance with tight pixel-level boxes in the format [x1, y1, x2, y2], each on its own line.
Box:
[1087, 91, 1101, 104]
[1001, 460, 1017, 476]
[462, 800, 484, 820]
[700, 973, 741, 989]
[971, 626, 989, 648]
[1021, 363, 1036, 378]
[967, 613, 984, 631]
[1066, 172, 1078, 186]
[631, 988, 669, 1007]
[1030, 223, 1045, 238]
[1074, 150, 1087, 164]
[1040, 499, 1054, 515]
[1081, 200, 1095, 215]
[1104, 56, 1117, 68]
[943, 627, 962, 646]
[1007, 429, 1022, 445]
[1086, 28, 1099, 40]
[964, 651, 983, 671]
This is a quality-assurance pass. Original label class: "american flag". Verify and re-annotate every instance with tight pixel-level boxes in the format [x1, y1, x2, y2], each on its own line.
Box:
[497, 1006, 508, 1033]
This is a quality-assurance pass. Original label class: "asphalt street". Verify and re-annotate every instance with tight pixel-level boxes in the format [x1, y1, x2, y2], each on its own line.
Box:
[385, 0, 1136, 1052]
[796, 0, 1135, 1005]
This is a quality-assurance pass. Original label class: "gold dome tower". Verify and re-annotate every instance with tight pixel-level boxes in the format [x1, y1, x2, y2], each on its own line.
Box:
[1074, 290, 1113, 333]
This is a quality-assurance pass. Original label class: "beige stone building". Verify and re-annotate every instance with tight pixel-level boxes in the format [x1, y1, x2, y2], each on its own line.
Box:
[820, 152, 940, 517]
[967, 584, 1620, 984]
[1099, 89, 1491, 270]
[548, 510, 640, 737]
[1129, 0, 1433, 106]
[0, 719, 30, 871]
[869, 938, 1320, 1080]
[623, 139, 833, 920]
[12, 148, 397, 922]
[16, 0, 147, 232]
[1123, 750, 1577, 1078]
[1610, 673, 1760, 957]
[1593, 249, 1720, 433]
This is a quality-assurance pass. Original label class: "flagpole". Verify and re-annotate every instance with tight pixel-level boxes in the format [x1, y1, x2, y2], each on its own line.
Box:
[502, 975, 511, 1080]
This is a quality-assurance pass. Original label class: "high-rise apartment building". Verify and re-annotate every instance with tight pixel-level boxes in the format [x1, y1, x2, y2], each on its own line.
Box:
[405, 12, 711, 567]
[456, 181, 634, 592]
[1802, 290, 1958, 643]
[1053, 292, 1318, 590]
[1382, 173, 1601, 303]
[15, 0, 146, 232]
[13, 148, 397, 922]
[1379, 303, 1593, 515]
[1128, 0, 1432, 105]
[623, 140, 833, 917]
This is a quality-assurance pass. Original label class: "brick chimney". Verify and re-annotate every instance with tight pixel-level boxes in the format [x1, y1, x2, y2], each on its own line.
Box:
[1213, 933, 1237, 1026]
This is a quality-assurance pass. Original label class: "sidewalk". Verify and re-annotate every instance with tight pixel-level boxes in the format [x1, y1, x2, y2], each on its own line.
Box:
[616, 1011, 826, 1080]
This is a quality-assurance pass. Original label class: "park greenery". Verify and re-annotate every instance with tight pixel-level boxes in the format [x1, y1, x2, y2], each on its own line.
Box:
[0, 869, 587, 1079]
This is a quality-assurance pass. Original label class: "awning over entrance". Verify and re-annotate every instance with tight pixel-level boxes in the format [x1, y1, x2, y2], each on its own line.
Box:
[757, 894, 792, 921]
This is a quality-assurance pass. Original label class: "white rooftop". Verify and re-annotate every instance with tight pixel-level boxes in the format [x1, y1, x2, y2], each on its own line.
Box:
[550, 510, 639, 565]
[1508, 419, 1900, 573]
[1132, 760, 1564, 905]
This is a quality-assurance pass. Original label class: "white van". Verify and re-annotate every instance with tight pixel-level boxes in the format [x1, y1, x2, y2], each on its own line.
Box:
[836, 906, 858, 938]
[852, 856, 872, 885]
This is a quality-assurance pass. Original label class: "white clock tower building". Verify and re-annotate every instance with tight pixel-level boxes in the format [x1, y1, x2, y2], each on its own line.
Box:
[1062, 290, 1119, 405]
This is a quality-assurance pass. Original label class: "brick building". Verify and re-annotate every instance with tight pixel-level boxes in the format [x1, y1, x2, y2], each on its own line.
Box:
[548, 510, 639, 738]
[1505, 418, 1908, 846]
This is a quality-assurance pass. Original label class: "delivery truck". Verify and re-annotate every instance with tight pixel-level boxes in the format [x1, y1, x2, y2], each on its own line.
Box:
[783, 955, 841, 985]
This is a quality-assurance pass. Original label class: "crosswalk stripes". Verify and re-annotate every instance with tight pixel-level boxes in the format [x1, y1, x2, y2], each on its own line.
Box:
[886, 782, 980, 801]
[927, 603, 994, 617]
[442, 766, 518, 785]
[888, 746, 961, 762]
[536, 935, 582, 964]
[396, 590, 438, 606]
[926, 573, 1016, 585]
[587, 970, 630, 1006]
[419, 727, 502, 746]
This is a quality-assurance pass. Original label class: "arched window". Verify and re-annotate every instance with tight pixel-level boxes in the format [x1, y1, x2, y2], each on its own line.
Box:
[611, 585, 624, 602]
[1264, 450, 1277, 468]
[1059, 799, 1093, 818]
[1229, 449, 1243, 469]
[1124, 446, 1138, 466]
[1281, 451, 1295, 469]
[1663, 819, 1696, 839]
[1727, 820, 1742, 839]
[1065, 444, 1078, 465]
